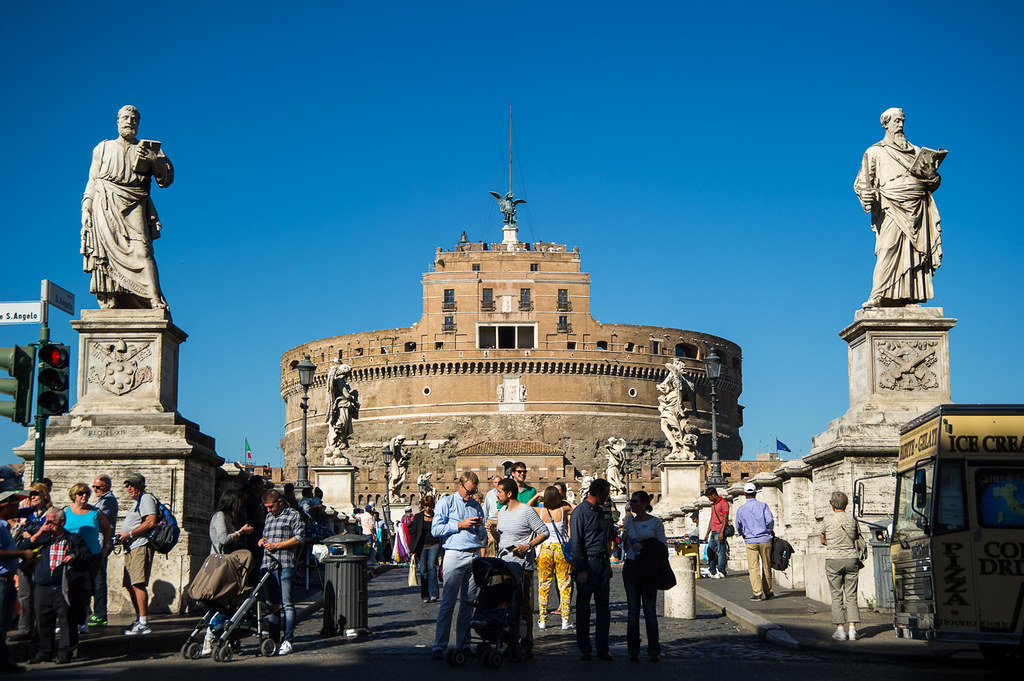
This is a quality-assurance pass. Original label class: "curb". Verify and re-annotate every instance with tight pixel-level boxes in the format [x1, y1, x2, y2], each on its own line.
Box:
[696, 585, 801, 651]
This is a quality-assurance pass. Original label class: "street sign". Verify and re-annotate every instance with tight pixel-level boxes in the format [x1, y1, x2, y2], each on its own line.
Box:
[0, 302, 42, 325]
[43, 280, 74, 316]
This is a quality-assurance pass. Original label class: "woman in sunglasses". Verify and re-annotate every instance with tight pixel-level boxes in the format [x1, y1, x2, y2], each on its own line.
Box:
[10, 483, 52, 642]
[64, 481, 113, 632]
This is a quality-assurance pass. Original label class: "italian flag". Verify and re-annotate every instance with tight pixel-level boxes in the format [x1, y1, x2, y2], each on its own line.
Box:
[245, 438, 253, 460]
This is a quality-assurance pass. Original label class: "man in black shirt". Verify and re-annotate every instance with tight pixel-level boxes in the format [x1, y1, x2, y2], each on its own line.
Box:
[569, 478, 612, 661]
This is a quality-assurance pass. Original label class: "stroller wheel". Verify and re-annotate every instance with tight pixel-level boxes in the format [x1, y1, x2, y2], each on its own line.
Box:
[488, 650, 503, 668]
[447, 648, 467, 667]
[260, 638, 278, 657]
[217, 644, 233, 663]
[183, 642, 202, 660]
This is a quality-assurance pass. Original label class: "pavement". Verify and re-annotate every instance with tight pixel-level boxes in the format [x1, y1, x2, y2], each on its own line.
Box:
[4, 562, 988, 667]
[694, 570, 985, 662]
[6, 585, 325, 663]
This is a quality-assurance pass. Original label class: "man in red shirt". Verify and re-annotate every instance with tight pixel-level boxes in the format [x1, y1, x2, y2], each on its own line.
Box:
[703, 488, 730, 578]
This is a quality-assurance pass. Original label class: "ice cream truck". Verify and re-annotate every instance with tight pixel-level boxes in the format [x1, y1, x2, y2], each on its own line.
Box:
[892, 404, 1024, 663]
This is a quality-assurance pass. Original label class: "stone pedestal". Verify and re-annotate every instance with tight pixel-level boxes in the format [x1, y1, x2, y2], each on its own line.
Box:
[654, 460, 704, 534]
[16, 309, 221, 615]
[313, 465, 358, 513]
[803, 306, 955, 605]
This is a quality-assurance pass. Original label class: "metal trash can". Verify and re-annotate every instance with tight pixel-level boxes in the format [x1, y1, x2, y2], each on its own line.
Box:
[321, 531, 370, 637]
[870, 536, 894, 612]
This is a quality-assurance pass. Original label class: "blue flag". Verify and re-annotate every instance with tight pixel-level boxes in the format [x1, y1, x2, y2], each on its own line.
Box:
[776, 439, 791, 453]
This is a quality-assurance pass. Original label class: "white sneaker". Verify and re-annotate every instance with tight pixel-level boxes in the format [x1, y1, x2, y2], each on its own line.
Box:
[561, 618, 574, 630]
[124, 621, 152, 636]
[277, 640, 293, 656]
[713, 572, 724, 579]
[848, 627, 858, 641]
[537, 619, 546, 629]
[832, 627, 848, 641]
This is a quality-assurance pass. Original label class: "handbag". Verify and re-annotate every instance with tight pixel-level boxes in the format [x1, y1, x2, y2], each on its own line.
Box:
[548, 509, 572, 564]
[408, 554, 419, 587]
[712, 503, 735, 538]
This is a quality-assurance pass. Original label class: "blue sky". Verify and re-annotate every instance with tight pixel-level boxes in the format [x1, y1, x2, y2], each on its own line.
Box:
[2, 1, 1022, 467]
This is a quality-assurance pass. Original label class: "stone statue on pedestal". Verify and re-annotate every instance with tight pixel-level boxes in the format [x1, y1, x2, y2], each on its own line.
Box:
[604, 437, 628, 498]
[417, 472, 436, 499]
[577, 469, 594, 501]
[324, 361, 359, 465]
[665, 425, 700, 462]
[81, 106, 173, 312]
[657, 359, 696, 457]
[387, 435, 410, 502]
[854, 108, 945, 309]
[489, 190, 526, 225]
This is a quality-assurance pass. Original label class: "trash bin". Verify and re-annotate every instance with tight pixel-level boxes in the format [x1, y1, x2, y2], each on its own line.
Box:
[321, 531, 370, 637]
[870, 536, 894, 612]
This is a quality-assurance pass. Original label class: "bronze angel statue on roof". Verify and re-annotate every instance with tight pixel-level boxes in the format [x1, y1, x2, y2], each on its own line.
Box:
[489, 190, 526, 226]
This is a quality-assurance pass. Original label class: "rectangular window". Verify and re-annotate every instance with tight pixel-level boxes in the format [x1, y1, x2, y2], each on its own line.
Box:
[651, 340, 661, 354]
[443, 289, 455, 303]
[567, 341, 576, 350]
[479, 326, 496, 349]
[482, 288, 493, 302]
[520, 288, 531, 302]
[530, 263, 539, 271]
[498, 326, 516, 349]
[435, 342, 444, 350]
[472, 264, 480, 272]
[443, 316, 456, 332]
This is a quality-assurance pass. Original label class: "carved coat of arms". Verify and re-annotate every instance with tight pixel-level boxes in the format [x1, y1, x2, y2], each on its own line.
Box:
[88, 339, 154, 395]
[876, 339, 939, 391]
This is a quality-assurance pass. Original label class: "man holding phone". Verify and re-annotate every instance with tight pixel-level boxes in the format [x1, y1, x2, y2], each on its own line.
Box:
[430, 471, 487, 660]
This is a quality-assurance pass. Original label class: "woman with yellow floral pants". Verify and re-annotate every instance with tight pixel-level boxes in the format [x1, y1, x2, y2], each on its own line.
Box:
[536, 486, 574, 630]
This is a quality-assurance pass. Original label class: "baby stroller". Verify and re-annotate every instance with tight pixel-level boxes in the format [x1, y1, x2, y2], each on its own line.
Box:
[180, 550, 282, 662]
[448, 557, 525, 668]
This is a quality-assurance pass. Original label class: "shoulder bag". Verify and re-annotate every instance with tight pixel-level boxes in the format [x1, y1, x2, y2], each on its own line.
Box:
[712, 502, 735, 538]
[838, 520, 868, 565]
[547, 508, 572, 564]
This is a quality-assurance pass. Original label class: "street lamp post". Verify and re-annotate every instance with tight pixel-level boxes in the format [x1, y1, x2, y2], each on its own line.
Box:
[704, 347, 727, 488]
[382, 445, 395, 538]
[295, 354, 316, 490]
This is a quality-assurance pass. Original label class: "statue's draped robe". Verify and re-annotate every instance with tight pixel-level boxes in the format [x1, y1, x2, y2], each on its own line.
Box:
[854, 140, 942, 305]
[82, 139, 173, 306]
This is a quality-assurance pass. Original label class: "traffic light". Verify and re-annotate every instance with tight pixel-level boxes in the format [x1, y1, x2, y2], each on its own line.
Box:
[1, 345, 36, 426]
[36, 343, 70, 417]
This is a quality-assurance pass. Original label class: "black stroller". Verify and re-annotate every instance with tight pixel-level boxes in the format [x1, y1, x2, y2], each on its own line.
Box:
[180, 550, 282, 662]
[448, 557, 526, 668]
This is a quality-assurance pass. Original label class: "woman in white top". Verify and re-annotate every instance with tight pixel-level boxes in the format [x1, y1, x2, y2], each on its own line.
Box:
[622, 490, 666, 661]
[535, 486, 574, 630]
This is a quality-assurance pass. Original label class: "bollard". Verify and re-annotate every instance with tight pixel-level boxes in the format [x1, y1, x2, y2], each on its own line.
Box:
[664, 554, 696, 619]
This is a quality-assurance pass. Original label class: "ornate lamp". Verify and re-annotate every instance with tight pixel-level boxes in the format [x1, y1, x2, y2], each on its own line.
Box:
[704, 348, 726, 488]
[295, 354, 316, 490]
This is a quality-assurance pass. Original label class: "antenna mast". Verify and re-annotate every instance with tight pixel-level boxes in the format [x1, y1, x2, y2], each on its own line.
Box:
[508, 103, 513, 194]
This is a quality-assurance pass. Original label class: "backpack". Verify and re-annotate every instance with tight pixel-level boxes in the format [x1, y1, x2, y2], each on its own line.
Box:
[140, 494, 180, 554]
[770, 536, 793, 571]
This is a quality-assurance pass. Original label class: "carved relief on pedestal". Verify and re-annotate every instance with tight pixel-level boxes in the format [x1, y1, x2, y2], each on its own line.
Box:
[875, 339, 939, 391]
[87, 339, 154, 395]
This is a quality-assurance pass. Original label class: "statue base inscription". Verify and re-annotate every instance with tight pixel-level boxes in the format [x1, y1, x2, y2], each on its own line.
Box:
[16, 309, 221, 615]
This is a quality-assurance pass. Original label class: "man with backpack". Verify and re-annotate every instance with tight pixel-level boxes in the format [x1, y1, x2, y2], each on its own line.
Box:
[117, 473, 158, 635]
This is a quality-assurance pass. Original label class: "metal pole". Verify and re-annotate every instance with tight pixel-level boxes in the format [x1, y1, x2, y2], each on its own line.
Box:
[706, 376, 726, 487]
[382, 447, 394, 552]
[297, 387, 309, 489]
[32, 323, 49, 484]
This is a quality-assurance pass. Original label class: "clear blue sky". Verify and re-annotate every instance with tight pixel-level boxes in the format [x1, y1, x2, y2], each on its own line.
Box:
[2, 1, 1022, 467]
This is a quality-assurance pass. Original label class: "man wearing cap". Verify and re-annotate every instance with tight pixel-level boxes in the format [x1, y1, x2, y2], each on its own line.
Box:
[703, 487, 730, 579]
[117, 473, 158, 635]
[734, 482, 775, 601]
[0, 491, 35, 673]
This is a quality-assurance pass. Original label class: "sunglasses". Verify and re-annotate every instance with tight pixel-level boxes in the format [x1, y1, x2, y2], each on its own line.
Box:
[91, 485, 106, 490]
[75, 491, 89, 497]
[512, 469, 526, 474]
[29, 492, 41, 498]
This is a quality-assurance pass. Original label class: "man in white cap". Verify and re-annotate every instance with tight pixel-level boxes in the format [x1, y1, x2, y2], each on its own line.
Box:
[734, 482, 775, 601]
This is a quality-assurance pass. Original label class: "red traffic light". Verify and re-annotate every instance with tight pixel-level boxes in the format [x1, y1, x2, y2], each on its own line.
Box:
[39, 344, 69, 369]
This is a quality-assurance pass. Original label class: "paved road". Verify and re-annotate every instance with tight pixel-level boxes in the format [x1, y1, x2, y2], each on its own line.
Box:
[18, 566, 1004, 679]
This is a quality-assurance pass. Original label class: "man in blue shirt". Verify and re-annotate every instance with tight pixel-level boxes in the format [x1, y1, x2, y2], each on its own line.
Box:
[0, 490, 35, 673]
[734, 482, 775, 601]
[430, 471, 486, 659]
